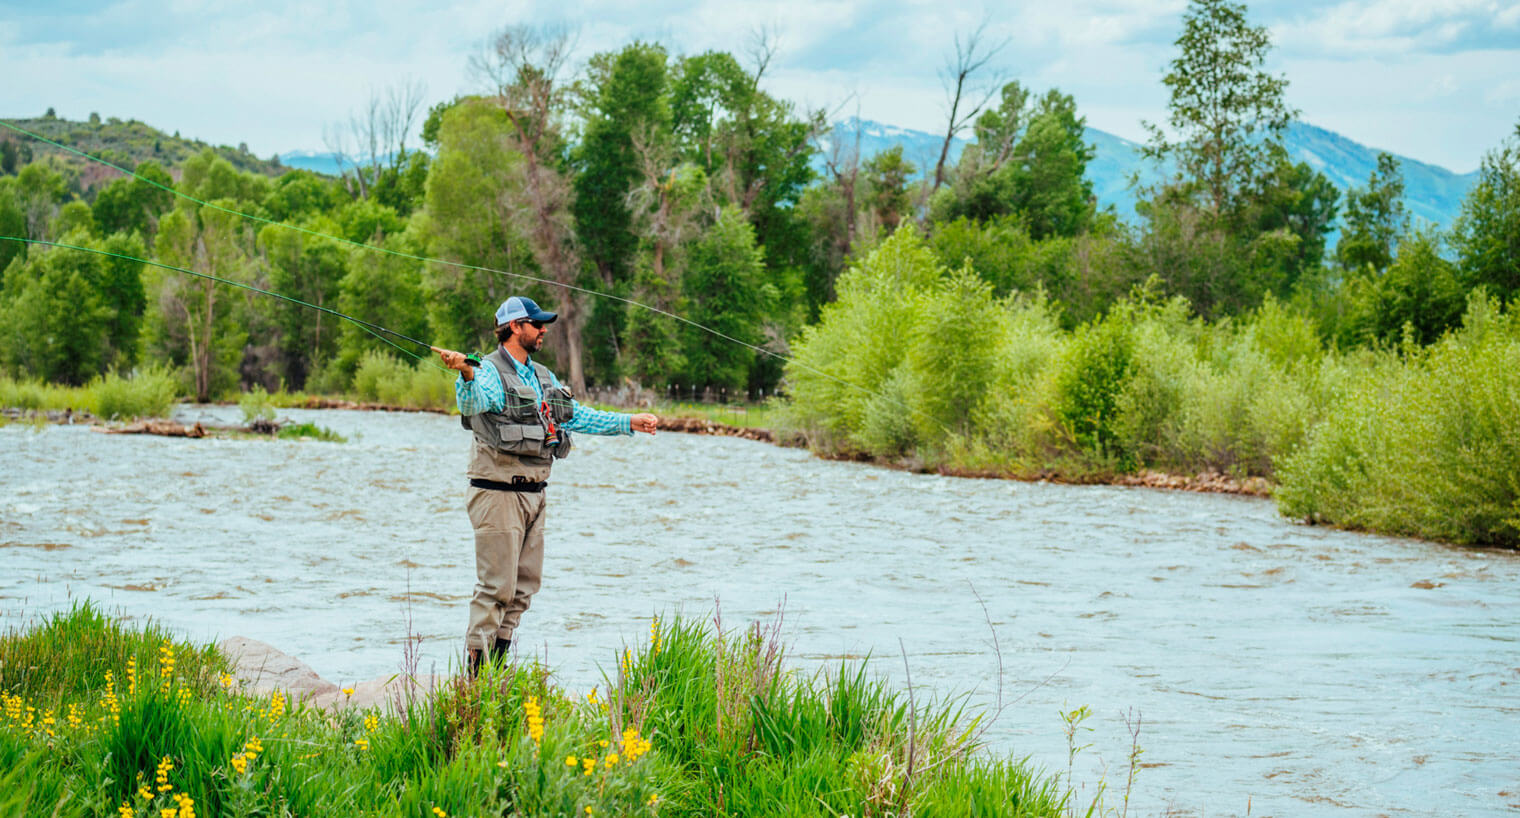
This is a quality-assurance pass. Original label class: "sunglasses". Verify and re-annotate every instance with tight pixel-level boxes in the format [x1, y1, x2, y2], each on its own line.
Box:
[519, 319, 546, 330]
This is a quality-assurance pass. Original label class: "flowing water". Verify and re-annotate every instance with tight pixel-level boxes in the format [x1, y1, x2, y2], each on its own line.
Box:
[2, 407, 1517, 816]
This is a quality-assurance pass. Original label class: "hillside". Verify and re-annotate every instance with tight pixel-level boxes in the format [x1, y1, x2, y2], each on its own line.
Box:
[0, 112, 284, 187]
[825, 117, 1479, 231]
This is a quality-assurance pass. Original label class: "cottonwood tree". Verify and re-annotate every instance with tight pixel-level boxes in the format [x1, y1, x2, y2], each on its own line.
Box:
[1336, 152, 1405, 275]
[572, 41, 671, 382]
[1142, 0, 1294, 223]
[1454, 121, 1520, 300]
[473, 24, 590, 392]
[151, 203, 253, 401]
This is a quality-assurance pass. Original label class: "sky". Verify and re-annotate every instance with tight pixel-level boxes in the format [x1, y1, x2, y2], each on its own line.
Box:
[2, 0, 1517, 173]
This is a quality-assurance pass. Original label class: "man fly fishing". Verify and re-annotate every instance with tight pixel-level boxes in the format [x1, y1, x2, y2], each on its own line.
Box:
[434, 296, 658, 678]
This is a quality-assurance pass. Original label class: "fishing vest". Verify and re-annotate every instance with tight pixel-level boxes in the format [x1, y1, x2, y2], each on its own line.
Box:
[460, 347, 574, 483]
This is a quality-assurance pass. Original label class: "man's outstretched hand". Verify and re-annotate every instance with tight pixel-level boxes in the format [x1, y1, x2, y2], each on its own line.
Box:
[631, 413, 658, 435]
[432, 346, 474, 380]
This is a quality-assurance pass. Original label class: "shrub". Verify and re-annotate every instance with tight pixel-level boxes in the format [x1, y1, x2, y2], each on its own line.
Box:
[1052, 312, 1135, 463]
[352, 350, 454, 409]
[1277, 294, 1520, 545]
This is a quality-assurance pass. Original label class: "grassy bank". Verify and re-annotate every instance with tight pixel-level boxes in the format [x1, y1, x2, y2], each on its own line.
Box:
[0, 367, 178, 421]
[785, 228, 1520, 546]
[0, 605, 1079, 817]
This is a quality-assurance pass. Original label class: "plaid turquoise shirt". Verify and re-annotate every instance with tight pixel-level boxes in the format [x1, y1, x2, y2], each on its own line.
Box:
[454, 349, 632, 436]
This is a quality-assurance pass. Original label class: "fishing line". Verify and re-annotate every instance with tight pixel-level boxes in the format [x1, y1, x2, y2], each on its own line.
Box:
[1, 120, 949, 432]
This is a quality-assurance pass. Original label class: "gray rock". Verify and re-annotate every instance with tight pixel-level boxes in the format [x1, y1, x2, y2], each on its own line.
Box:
[219, 635, 446, 713]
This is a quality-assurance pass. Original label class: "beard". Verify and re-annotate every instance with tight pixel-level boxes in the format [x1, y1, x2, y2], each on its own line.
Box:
[525, 332, 545, 353]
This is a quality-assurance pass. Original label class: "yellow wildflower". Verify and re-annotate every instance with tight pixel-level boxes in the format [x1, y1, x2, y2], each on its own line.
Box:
[582, 756, 596, 776]
[155, 756, 174, 792]
[364, 714, 379, 732]
[172, 793, 195, 818]
[523, 696, 544, 745]
[565, 755, 578, 767]
[605, 752, 619, 766]
[431, 808, 448, 818]
[342, 687, 354, 697]
[118, 801, 134, 818]
[354, 738, 370, 750]
[219, 672, 233, 689]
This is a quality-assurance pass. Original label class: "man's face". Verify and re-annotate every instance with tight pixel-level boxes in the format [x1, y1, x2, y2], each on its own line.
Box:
[515, 319, 547, 352]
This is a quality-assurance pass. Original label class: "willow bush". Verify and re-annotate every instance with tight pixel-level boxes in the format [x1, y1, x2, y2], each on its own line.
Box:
[1276, 294, 1520, 546]
[786, 227, 1520, 545]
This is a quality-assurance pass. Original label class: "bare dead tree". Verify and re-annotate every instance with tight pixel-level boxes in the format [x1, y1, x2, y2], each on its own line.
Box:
[380, 77, 428, 170]
[931, 19, 1009, 193]
[321, 123, 364, 198]
[471, 24, 590, 393]
[812, 98, 864, 275]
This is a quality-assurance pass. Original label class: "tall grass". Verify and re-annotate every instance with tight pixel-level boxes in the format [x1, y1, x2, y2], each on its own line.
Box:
[0, 366, 180, 420]
[0, 605, 1071, 817]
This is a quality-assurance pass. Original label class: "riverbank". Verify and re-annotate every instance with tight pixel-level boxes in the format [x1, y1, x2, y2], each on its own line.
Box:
[0, 604, 1069, 817]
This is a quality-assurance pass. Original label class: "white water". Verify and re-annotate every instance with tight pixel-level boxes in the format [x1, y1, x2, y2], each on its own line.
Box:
[3, 407, 1517, 816]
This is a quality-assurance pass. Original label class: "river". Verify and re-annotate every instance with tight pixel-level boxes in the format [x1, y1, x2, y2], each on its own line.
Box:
[2, 407, 1516, 816]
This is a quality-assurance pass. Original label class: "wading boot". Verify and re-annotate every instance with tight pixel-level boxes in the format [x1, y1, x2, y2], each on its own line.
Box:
[489, 637, 512, 666]
[466, 648, 484, 680]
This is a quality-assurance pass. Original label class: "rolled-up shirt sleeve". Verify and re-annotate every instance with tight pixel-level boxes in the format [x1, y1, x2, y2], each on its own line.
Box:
[455, 360, 505, 416]
[549, 371, 632, 436]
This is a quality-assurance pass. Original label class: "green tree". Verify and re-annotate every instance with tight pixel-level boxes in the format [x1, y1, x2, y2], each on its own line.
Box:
[334, 234, 431, 381]
[931, 85, 1095, 239]
[572, 41, 671, 383]
[415, 97, 534, 354]
[96, 231, 148, 370]
[92, 160, 174, 239]
[1336, 152, 1406, 275]
[1343, 229, 1465, 346]
[1142, 0, 1295, 222]
[682, 207, 770, 392]
[0, 179, 25, 276]
[862, 146, 915, 233]
[1453, 123, 1520, 300]
[259, 225, 346, 387]
[1249, 149, 1339, 283]
[261, 170, 344, 223]
[0, 236, 112, 384]
[149, 203, 253, 401]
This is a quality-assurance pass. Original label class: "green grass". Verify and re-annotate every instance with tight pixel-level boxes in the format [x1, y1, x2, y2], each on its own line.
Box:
[0, 605, 1074, 817]
[0, 367, 179, 420]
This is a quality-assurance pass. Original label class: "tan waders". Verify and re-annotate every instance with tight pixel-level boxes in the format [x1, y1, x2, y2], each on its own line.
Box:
[465, 483, 546, 658]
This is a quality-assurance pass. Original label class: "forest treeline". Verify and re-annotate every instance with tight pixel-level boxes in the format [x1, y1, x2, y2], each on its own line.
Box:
[1, 0, 1517, 542]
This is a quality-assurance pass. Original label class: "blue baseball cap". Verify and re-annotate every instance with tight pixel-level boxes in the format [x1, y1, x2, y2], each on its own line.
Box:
[495, 296, 558, 326]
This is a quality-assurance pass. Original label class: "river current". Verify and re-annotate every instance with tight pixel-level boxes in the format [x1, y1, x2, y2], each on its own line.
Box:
[2, 407, 1516, 816]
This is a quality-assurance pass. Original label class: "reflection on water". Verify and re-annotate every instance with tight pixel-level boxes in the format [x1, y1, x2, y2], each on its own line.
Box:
[3, 406, 1518, 816]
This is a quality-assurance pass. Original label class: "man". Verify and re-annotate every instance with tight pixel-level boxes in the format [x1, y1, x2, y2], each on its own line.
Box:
[435, 295, 658, 678]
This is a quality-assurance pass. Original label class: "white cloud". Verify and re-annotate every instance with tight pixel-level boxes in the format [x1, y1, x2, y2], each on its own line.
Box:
[2, 0, 1514, 171]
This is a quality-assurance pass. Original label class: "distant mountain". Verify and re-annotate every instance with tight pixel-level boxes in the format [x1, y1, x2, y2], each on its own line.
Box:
[277, 149, 349, 176]
[824, 117, 1479, 231]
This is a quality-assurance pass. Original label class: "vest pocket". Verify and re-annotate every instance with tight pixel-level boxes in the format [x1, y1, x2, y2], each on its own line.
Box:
[494, 420, 549, 455]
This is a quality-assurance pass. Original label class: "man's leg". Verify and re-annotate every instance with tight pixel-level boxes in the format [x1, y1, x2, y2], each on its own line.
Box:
[496, 491, 547, 643]
[465, 487, 526, 668]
